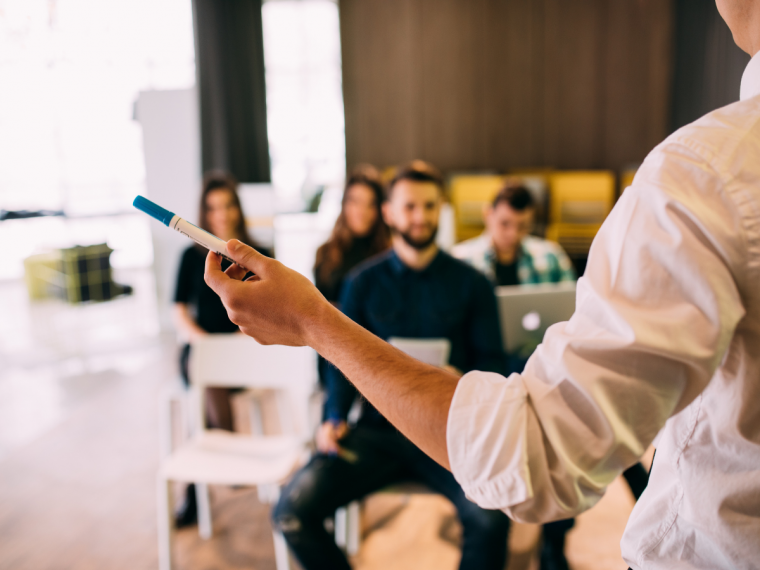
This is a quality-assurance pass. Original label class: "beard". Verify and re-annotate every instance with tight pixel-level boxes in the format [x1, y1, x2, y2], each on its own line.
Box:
[394, 224, 439, 250]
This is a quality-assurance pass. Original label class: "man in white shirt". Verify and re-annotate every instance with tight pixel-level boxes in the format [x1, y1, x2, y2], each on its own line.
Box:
[205, 2, 760, 568]
[453, 182, 652, 570]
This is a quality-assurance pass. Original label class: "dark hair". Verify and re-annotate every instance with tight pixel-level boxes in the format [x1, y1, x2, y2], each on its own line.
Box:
[197, 170, 257, 250]
[314, 165, 390, 283]
[386, 160, 445, 200]
[491, 180, 535, 212]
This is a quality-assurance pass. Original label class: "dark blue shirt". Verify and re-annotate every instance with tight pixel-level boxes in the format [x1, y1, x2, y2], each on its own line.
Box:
[324, 249, 506, 429]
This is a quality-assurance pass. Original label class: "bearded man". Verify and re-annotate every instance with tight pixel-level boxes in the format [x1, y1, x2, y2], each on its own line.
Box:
[271, 161, 511, 570]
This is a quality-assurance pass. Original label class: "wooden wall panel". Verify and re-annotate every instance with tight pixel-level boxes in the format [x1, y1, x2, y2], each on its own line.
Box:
[670, 0, 748, 131]
[418, 0, 488, 169]
[542, 0, 606, 168]
[340, 0, 675, 173]
[601, 0, 674, 168]
[480, 0, 545, 168]
[339, 0, 422, 167]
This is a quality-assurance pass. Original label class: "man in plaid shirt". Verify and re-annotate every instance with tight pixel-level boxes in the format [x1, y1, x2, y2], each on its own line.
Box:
[451, 182, 576, 287]
[452, 181, 578, 570]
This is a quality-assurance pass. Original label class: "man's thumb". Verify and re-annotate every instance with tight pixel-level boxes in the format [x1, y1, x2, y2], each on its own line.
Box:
[226, 239, 269, 275]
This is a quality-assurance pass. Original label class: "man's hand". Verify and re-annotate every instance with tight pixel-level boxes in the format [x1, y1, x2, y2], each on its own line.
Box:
[204, 239, 457, 470]
[204, 240, 333, 346]
[315, 420, 349, 455]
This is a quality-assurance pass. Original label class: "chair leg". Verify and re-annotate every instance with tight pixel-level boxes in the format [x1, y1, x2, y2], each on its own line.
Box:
[159, 396, 173, 459]
[346, 501, 361, 556]
[272, 529, 291, 570]
[249, 392, 265, 436]
[196, 483, 213, 539]
[157, 477, 174, 570]
[274, 389, 296, 436]
[334, 506, 347, 549]
[258, 483, 280, 505]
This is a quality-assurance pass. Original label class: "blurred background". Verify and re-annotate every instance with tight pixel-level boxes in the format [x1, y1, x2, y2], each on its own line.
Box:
[0, 0, 750, 569]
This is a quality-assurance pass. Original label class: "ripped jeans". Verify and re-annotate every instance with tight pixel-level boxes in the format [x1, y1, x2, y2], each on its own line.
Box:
[271, 426, 510, 570]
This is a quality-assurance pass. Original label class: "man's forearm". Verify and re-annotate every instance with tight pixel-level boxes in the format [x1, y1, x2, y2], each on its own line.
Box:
[203, 243, 458, 468]
[305, 303, 458, 469]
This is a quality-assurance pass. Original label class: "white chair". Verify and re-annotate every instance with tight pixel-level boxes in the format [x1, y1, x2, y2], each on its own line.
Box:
[388, 337, 451, 367]
[335, 338, 451, 556]
[157, 334, 317, 570]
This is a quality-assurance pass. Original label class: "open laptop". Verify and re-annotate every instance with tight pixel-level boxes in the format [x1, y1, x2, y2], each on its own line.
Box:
[388, 337, 451, 367]
[496, 282, 576, 354]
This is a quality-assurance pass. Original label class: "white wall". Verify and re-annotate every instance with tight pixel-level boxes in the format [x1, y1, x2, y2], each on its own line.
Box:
[136, 88, 201, 331]
[274, 213, 334, 283]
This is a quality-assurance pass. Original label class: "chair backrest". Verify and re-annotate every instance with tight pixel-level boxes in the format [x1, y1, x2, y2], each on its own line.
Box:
[548, 171, 615, 225]
[449, 174, 506, 242]
[274, 212, 333, 283]
[388, 337, 451, 367]
[190, 334, 318, 391]
[544, 223, 601, 259]
[189, 334, 318, 435]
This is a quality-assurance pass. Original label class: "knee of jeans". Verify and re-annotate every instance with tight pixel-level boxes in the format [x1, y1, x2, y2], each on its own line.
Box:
[271, 493, 300, 533]
[272, 511, 302, 536]
[271, 489, 313, 535]
[271, 467, 324, 534]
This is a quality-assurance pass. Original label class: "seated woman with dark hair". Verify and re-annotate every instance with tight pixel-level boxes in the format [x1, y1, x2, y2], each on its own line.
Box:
[172, 170, 272, 526]
[315, 165, 390, 305]
[313, 166, 390, 387]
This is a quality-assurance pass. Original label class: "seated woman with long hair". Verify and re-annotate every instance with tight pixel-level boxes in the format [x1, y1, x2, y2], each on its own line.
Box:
[314, 166, 390, 386]
[315, 165, 390, 306]
[172, 171, 271, 526]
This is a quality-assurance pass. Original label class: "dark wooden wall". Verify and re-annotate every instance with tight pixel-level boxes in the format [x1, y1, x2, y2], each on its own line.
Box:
[340, 0, 674, 173]
[670, 0, 749, 131]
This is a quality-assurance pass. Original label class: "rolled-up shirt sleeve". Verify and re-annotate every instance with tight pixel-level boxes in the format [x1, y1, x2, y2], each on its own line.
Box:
[447, 140, 747, 523]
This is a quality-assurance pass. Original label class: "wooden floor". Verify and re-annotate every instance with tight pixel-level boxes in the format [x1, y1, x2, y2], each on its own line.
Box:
[0, 277, 650, 570]
[171, 464, 643, 570]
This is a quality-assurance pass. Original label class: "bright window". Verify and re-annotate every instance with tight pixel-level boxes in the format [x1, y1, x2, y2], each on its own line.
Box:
[0, 0, 195, 215]
[262, 0, 346, 210]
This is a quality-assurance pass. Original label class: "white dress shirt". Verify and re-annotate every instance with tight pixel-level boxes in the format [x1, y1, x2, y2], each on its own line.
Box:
[447, 51, 760, 570]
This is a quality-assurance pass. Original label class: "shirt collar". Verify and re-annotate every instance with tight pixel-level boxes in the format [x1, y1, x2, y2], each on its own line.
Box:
[740, 50, 760, 101]
[485, 234, 526, 265]
[388, 248, 443, 275]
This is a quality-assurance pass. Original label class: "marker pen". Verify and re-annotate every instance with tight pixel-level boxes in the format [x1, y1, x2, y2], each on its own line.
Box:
[133, 195, 239, 266]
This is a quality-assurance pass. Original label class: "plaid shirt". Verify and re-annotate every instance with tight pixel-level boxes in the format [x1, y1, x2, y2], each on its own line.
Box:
[451, 233, 576, 285]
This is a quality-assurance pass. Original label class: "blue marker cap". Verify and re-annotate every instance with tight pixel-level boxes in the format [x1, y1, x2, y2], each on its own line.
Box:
[133, 195, 176, 226]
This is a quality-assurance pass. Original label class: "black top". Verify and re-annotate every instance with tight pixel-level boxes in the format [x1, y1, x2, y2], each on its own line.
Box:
[494, 259, 520, 287]
[324, 249, 506, 430]
[174, 244, 271, 334]
[314, 236, 378, 304]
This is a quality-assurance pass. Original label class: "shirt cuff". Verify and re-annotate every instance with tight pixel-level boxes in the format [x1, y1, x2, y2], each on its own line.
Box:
[324, 411, 346, 424]
[446, 370, 533, 510]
